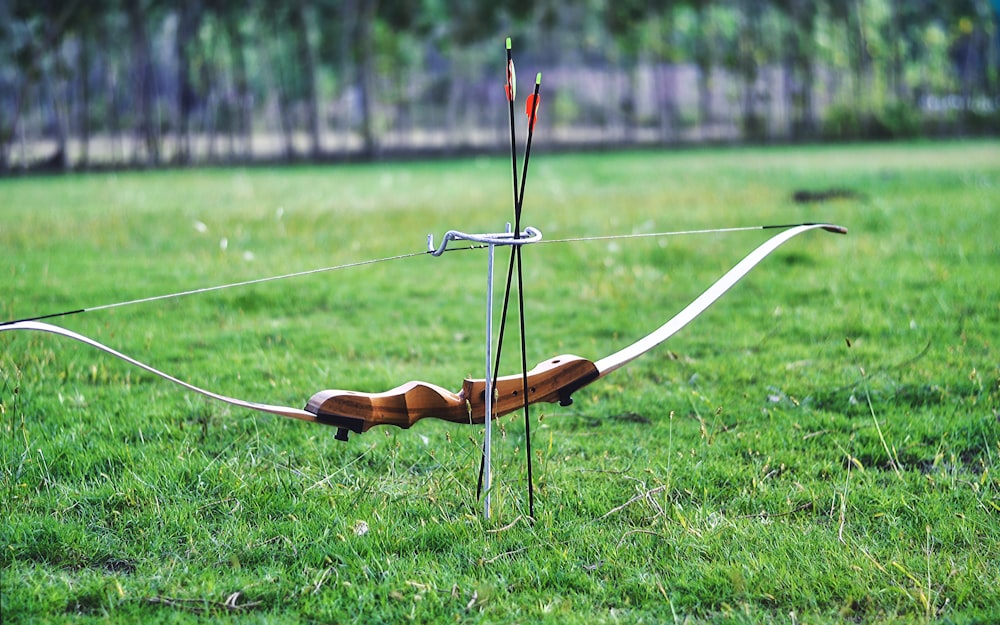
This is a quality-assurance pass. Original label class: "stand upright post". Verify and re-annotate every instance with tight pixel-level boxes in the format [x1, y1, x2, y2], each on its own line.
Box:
[482, 240, 497, 519]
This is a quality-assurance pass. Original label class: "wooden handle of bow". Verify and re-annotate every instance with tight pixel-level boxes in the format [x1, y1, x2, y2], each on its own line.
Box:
[305, 354, 599, 439]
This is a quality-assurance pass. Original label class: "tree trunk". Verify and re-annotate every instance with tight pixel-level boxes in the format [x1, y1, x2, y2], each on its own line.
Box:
[226, 16, 253, 160]
[850, 0, 870, 135]
[786, 0, 817, 140]
[109, 60, 123, 165]
[2, 71, 29, 173]
[694, 5, 713, 133]
[77, 33, 91, 168]
[888, 0, 906, 103]
[355, 0, 378, 158]
[989, 2, 1000, 95]
[127, 0, 159, 165]
[657, 11, 680, 144]
[175, 0, 201, 164]
[291, 1, 322, 159]
[738, 0, 764, 141]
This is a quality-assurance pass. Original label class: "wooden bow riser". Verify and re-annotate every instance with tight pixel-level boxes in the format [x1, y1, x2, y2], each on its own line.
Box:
[306, 354, 599, 438]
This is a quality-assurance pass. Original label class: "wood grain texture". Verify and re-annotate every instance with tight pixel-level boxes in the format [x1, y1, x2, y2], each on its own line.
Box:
[305, 354, 599, 433]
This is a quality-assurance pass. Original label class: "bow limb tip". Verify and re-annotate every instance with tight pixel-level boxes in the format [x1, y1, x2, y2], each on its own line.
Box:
[762, 222, 847, 235]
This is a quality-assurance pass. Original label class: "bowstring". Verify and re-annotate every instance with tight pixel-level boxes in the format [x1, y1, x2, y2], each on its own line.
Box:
[1, 247, 482, 327]
[538, 224, 794, 245]
[2, 226, 791, 328]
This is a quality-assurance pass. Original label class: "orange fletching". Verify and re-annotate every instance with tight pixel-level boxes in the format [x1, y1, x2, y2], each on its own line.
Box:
[525, 94, 540, 130]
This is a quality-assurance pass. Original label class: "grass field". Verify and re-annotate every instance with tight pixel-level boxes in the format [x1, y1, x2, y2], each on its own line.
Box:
[1, 141, 998, 623]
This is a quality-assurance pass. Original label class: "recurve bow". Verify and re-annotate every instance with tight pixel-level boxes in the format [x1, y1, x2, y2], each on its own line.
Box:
[1, 223, 845, 441]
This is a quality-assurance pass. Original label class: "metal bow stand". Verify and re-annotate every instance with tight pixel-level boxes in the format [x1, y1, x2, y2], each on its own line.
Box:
[429, 225, 542, 519]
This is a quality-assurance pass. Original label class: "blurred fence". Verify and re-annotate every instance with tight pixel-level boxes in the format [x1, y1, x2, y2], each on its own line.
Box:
[3, 2, 998, 172]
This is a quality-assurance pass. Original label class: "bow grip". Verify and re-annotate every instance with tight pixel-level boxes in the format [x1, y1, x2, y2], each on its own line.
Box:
[304, 354, 599, 439]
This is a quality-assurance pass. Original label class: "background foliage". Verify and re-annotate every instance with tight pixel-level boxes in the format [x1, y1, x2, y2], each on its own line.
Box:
[2, 0, 998, 171]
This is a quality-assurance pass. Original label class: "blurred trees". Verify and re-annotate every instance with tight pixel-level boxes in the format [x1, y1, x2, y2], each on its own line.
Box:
[0, 0, 996, 171]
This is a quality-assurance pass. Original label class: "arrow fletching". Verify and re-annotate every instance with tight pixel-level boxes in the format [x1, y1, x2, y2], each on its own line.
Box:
[525, 74, 541, 131]
[506, 60, 516, 102]
[505, 38, 516, 102]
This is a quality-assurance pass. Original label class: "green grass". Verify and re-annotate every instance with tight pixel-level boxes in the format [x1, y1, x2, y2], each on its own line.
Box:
[1, 141, 998, 623]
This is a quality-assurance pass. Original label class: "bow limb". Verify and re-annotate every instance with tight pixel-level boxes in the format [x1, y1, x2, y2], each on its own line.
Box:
[0, 320, 320, 424]
[594, 222, 846, 376]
